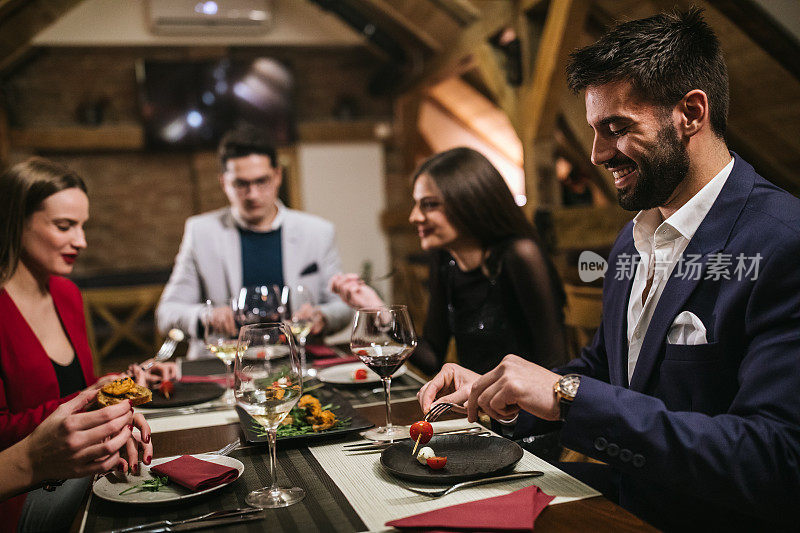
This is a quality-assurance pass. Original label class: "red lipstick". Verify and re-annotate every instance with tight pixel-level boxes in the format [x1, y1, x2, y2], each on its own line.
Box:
[62, 254, 77, 265]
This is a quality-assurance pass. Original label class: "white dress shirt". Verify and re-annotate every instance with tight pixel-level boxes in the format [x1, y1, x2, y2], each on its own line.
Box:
[626, 157, 734, 383]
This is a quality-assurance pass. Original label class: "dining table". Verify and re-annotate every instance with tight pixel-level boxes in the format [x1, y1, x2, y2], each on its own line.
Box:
[72, 354, 658, 533]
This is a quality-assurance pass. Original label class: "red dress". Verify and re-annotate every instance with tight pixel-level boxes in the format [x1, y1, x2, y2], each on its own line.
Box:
[0, 276, 96, 528]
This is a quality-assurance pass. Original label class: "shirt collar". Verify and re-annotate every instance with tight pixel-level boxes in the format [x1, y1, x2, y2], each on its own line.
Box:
[232, 201, 286, 232]
[665, 156, 734, 241]
[632, 156, 734, 245]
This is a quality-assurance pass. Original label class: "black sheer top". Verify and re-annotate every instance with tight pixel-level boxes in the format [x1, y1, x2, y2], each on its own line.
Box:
[411, 239, 567, 375]
[51, 356, 87, 398]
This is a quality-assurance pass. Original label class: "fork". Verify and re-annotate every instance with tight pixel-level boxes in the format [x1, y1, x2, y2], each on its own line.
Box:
[424, 402, 466, 422]
[400, 471, 544, 498]
[141, 328, 184, 371]
[202, 438, 240, 456]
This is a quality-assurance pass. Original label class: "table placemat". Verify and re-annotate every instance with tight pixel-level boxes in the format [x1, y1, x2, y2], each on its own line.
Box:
[146, 408, 239, 434]
[80, 446, 367, 533]
[308, 418, 601, 532]
[326, 372, 425, 408]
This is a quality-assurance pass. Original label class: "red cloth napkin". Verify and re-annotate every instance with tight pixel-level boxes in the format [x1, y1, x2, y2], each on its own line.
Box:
[305, 344, 337, 357]
[150, 455, 239, 492]
[312, 355, 361, 368]
[386, 485, 554, 531]
[180, 375, 229, 386]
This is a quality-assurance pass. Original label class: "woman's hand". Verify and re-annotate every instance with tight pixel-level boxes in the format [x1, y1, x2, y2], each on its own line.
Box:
[123, 411, 153, 475]
[128, 361, 179, 386]
[330, 273, 385, 309]
[23, 389, 133, 481]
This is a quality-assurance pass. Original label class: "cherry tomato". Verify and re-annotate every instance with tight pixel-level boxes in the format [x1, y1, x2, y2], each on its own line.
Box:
[409, 421, 433, 444]
[355, 349, 368, 356]
[159, 381, 174, 398]
[353, 368, 368, 381]
[426, 456, 447, 469]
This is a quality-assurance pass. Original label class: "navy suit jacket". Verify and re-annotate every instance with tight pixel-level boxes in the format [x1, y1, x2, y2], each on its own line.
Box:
[516, 153, 800, 530]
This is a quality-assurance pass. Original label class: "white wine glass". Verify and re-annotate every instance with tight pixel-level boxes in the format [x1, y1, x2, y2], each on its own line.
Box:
[286, 284, 314, 376]
[350, 305, 417, 441]
[235, 322, 305, 508]
[233, 285, 284, 327]
[204, 300, 238, 405]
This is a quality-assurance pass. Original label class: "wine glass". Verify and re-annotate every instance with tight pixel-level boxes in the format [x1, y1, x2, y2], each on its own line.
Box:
[233, 285, 284, 327]
[235, 323, 305, 508]
[350, 305, 417, 441]
[286, 284, 314, 376]
[203, 300, 238, 405]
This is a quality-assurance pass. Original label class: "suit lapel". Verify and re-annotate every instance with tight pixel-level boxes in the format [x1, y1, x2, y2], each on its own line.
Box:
[606, 230, 636, 387]
[629, 153, 754, 392]
[219, 209, 242, 297]
[281, 209, 300, 289]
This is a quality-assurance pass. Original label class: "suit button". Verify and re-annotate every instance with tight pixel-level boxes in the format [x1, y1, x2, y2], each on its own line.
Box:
[594, 437, 608, 451]
[606, 443, 620, 457]
[632, 454, 646, 468]
[619, 449, 633, 462]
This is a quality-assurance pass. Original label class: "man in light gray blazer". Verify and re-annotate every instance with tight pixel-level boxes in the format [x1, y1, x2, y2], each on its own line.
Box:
[157, 126, 352, 359]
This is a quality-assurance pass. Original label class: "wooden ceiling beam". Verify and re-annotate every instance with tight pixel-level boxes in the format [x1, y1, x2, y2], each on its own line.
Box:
[705, 0, 800, 83]
[473, 42, 519, 131]
[521, 0, 590, 144]
[0, 0, 83, 74]
[405, 0, 516, 92]
[351, 0, 441, 53]
[426, 0, 481, 27]
[518, 0, 591, 211]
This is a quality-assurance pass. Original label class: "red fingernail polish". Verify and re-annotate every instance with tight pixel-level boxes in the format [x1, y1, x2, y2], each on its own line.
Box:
[145, 456, 151, 465]
[144, 434, 150, 443]
[128, 425, 134, 431]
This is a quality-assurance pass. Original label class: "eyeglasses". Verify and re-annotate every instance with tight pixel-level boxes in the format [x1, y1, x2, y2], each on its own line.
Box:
[230, 176, 274, 193]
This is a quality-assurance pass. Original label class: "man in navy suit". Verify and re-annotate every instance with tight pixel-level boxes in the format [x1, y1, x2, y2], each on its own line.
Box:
[419, 9, 800, 530]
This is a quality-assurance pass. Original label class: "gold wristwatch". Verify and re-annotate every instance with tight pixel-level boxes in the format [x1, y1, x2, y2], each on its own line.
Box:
[554, 374, 581, 420]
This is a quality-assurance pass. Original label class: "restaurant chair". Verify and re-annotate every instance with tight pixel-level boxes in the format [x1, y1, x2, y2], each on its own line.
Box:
[82, 284, 165, 371]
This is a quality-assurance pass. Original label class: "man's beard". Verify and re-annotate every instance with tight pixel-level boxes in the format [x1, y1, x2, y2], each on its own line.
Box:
[616, 123, 690, 211]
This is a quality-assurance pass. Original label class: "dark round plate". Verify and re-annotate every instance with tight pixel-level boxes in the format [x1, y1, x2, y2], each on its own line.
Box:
[141, 382, 225, 408]
[380, 434, 523, 484]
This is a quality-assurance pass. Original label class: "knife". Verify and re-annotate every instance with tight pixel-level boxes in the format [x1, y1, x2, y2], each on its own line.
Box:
[107, 507, 262, 533]
[146, 513, 264, 532]
[143, 405, 234, 420]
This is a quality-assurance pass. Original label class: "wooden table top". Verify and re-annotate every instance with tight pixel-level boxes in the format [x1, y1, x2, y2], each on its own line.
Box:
[131, 399, 657, 533]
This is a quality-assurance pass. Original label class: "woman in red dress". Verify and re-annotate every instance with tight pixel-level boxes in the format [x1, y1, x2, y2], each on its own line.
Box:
[0, 157, 170, 531]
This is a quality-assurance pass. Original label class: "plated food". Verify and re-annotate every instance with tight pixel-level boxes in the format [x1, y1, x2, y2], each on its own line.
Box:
[381, 434, 523, 483]
[236, 388, 373, 443]
[97, 377, 152, 407]
[92, 454, 244, 504]
[316, 361, 407, 385]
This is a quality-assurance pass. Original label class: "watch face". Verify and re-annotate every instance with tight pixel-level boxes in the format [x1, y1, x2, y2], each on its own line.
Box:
[560, 375, 581, 398]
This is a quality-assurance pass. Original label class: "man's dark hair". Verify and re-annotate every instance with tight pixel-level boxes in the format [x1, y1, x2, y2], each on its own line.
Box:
[218, 125, 278, 169]
[566, 8, 728, 138]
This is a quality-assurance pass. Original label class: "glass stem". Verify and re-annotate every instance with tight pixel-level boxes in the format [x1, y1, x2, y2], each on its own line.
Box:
[224, 361, 233, 393]
[267, 428, 278, 491]
[299, 340, 307, 376]
[382, 376, 392, 432]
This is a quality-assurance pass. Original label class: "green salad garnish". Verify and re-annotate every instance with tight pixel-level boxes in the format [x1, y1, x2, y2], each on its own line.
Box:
[250, 395, 351, 437]
[119, 475, 169, 495]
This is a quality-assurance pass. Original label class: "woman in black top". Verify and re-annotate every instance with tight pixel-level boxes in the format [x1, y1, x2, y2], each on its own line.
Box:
[331, 147, 567, 375]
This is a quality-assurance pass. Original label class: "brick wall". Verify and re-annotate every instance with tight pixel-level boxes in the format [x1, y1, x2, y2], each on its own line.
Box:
[4, 46, 394, 277]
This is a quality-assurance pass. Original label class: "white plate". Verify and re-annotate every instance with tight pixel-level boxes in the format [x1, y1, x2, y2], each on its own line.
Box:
[92, 454, 244, 504]
[316, 361, 406, 385]
[243, 345, 290, 360]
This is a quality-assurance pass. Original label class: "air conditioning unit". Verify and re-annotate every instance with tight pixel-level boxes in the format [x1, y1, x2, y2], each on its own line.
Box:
[145, 0, 274, 35]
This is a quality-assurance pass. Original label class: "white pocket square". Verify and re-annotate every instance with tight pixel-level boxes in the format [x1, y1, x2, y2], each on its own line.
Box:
[667, 311, 707, 345]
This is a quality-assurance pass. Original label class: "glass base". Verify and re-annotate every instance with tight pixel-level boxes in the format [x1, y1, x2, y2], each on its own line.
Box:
[361, 425, 409, 442]
[222, 387, 236, 406]
[246, 486, 305, 508]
